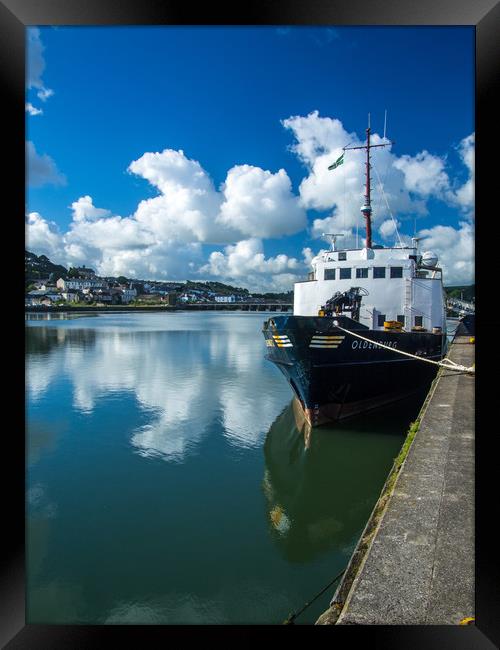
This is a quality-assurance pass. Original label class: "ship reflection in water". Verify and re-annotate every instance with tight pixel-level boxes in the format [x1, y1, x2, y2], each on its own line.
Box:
[262, 393, 427, 564]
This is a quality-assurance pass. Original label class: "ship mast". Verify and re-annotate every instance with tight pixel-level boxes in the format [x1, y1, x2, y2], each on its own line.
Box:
[343, 114, 394, 249]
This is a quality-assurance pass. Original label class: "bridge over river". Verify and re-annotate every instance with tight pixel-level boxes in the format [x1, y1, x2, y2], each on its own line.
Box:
[180, 302, 293, 312]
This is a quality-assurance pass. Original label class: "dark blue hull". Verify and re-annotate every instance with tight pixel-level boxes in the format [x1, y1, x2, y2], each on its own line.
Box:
[263, 315, 446, 426]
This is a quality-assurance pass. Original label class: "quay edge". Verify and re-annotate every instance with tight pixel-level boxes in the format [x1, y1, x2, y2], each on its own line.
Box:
[316, 335, 475, 625]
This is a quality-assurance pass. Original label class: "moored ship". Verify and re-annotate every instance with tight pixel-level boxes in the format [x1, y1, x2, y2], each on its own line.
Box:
[263, 119, 447, 426]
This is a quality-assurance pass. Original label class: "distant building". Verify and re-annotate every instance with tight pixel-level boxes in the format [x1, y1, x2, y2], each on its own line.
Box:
[26, 289, 61, 305]
[163, 292, 178, 305]
[92, 290, 113, 303]
[214, 295, 236, 303]
[74, 265, 95, 278]
[121, 287, 137, 303]
[61, 290, 79, 303]
[57, 277, 108, 291]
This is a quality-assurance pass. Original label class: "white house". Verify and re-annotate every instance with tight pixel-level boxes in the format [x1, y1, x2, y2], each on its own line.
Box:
[121, 287, 137, 303]
[61, 291, 80, 303]
[214, 295, 236, 303]
[57, 277, 108, 291]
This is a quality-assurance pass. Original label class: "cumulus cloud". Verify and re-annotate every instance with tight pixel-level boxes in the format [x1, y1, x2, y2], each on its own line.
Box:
[392, 134, 475, 214]
[379, 218, 401, 240]
[26, 212, 64, 259]
[200, 238, 307, 292]
[25, 147, 306, 283]
[27, 141, 66, 188]
[27, 194, 204, 280]
[70, 195, 112, 222]
[129, 149, 306, 244]
[393, 150, 450, 198]
[419, 221, 474, 285]
[218, 165, 306, 238]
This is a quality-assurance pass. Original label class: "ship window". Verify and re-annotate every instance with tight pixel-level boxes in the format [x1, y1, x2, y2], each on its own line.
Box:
[356, 268, 368, 278]
[377, 314, 386, 326]
[373, 267, 386, 278]
[338, 252, 347, 261]
[397, 314, 405, 325]
[308, 271, 314, 280]
[390, 267, 403, 278]
[339, 267, 351, 280]
[414, 316, 423, 326]
[324, 268, 335, 280]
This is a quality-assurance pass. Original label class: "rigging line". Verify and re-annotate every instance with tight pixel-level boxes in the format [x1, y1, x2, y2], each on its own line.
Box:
[372, 161, 404, 248]
[282, 567, 346, 624]
[372, 148, 385, 225]
[374, 148, 392, 224]
[331, 322, 475, 374]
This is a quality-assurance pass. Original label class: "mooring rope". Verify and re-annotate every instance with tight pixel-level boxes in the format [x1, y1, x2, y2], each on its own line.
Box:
[282, 567, 346, 625]
[332, 321, 475, 375]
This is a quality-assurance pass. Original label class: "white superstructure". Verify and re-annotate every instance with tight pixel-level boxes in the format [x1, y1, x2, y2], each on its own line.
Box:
[294, 245, 446, 332]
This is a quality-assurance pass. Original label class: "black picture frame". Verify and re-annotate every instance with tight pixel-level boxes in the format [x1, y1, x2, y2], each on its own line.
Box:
[4, 0, 499, 646]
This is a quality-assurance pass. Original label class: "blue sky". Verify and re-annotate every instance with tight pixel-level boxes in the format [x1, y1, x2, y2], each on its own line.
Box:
[26, 26, 474, 289]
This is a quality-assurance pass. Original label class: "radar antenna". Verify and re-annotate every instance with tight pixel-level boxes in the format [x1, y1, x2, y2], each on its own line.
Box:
[322, 233, 344, 252]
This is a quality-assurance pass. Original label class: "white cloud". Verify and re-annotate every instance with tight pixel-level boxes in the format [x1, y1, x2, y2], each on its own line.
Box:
[37, 87, 54, 102]
[218, 165, 306, 238]
[27, 196, 202, 280]
[27, 141, 66, 188]
[393, 150, 450, 198]
[25, 142, 307, 284]
[379, 218, 401, 240]
[200, 238, 303, 292]
[26, 212, 64, 259]
[70, 195, 112, 222]
[27, 28, 54, 105]
[393, 134, 475, 214]
[26, 102, 43, 116]
[453, 133, 474, 212]
[419, 221, 474, 285]
[130, 149, 306, 244]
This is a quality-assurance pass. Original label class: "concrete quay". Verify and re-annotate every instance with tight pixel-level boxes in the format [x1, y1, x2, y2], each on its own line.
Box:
[317, 335, 475, 625]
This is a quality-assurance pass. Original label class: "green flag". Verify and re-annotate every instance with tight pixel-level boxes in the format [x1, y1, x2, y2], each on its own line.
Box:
[328, 153, 344, 170]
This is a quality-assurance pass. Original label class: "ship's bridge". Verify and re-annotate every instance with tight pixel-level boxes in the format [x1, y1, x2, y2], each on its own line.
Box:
[294, 246, 445, 332]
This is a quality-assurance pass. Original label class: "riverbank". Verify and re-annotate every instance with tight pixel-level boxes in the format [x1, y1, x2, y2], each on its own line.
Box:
[317, 335, 475, 625]
[25, 303, 292, 313]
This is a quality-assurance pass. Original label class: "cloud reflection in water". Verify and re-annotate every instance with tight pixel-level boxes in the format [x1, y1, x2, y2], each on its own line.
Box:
[26, 315, 292, 462]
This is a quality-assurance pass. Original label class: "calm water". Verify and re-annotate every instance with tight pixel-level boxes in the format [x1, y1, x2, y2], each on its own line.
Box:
[26, 311, 451, 625]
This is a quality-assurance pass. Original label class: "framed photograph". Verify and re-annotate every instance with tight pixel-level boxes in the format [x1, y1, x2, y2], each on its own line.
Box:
[4, 0, 498, 645]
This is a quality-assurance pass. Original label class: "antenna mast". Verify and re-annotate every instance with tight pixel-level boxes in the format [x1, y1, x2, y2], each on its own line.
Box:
[343, 114, 394, 249]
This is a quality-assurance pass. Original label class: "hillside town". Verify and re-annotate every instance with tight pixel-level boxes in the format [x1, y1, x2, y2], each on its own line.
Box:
[24, 251, 289, 307]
